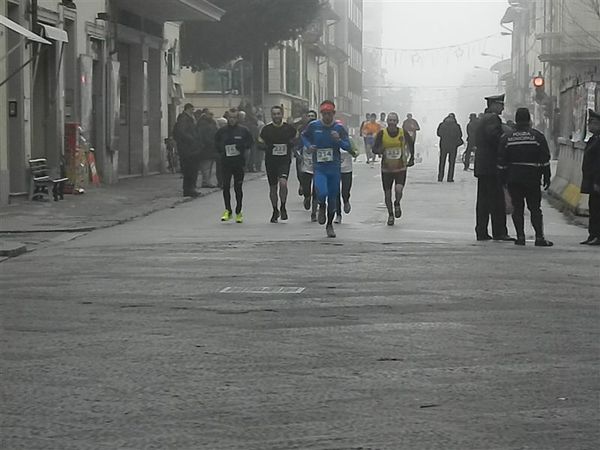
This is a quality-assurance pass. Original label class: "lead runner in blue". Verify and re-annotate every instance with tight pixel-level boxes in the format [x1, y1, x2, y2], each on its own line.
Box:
[301, 100, 352, 238]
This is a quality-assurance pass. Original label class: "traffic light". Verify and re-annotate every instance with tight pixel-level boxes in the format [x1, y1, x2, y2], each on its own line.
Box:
[533, 72, 546, 103]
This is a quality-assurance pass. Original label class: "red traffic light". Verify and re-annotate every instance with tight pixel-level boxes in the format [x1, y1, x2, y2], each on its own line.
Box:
[533, 75, 545, 88]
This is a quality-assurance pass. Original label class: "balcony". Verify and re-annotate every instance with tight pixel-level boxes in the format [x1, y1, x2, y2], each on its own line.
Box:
[537, 31, 600, 63]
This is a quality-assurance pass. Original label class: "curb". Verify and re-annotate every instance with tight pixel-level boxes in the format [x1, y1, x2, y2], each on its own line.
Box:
[543, 192, 588, 229]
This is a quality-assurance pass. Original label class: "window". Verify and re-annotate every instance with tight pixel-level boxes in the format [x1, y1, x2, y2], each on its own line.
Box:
[286, 46, 301, 96]
[201, 68, 228, 92]
[347, 44, 362, 70]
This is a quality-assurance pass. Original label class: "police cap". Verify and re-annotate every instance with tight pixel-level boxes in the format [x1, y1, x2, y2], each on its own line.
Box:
[485, 94, 505, 104]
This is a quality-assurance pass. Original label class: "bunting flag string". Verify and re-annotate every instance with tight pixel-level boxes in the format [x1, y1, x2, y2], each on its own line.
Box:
[364, 33, 506, 68]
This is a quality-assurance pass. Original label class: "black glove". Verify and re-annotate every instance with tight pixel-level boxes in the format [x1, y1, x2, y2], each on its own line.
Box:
[542, 167, 551, 190]
[543, 175, 551, 190]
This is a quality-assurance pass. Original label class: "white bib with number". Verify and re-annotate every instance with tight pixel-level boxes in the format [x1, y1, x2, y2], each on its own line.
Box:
[316, 148, 334, 163]
[272, 144, 287, 156]
[385, 147, 402, 160]
[225, 144, 240, 157]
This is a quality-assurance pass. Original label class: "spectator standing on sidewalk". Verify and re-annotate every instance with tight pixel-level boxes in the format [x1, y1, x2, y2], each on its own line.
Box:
[402, 113, 421, 143]
[580, 109, 600, 246]
[464, 113, 479, 171]
[497, 108, 553, 247]
[436, 113, 463, 182]
[196, 108, 219, 188]
[174, 103, 200, 197]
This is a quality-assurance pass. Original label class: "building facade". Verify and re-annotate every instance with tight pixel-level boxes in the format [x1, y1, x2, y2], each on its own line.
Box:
[505, 0, 600, 141]
[0, 0, 223, 206]
[505, 0, 600, 214]
[182, 0, 363, 133]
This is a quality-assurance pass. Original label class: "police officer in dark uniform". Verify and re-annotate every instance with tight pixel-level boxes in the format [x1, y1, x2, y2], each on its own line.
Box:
[474, 94, 515, 241]
[581, 109, 600, 245]
[498, 108, 553, 246]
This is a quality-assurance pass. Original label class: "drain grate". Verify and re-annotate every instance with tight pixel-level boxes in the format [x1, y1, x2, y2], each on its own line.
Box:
[219, 287, 305, 294]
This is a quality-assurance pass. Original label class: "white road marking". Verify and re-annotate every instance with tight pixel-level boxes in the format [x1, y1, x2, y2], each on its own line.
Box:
[220, 287, 306, 294]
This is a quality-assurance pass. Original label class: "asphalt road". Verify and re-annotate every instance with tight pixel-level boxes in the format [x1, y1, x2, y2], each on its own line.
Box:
[2, 160, 599, 449]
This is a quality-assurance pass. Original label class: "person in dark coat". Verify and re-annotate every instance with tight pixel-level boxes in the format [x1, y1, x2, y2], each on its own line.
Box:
[474, 94, 515, 241]
[580, 109, 600, 245]
[498, 108, 553, 246]
[436, 113, 463, 182]
[196, 109, 219, 188]
[173, 103, 200, 197]
[464, 113, 480, 171]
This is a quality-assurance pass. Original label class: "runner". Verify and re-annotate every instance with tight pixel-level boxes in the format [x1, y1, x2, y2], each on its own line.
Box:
[259, 105, 298, 223]
[214, 108, 254, 223]
[372, 112, 415, 226]
[361, 113, 381, 164]
[299, 110, 319, 221]
[302, 100, 351, 238]
[335, 135, 359, 224]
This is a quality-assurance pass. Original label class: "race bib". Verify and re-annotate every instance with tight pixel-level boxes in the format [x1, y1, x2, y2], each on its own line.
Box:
[316, 148, 334, 163]
[225, 144, 240, 157]
[385, 147, 402, 160]
[272, 143, 288, 156]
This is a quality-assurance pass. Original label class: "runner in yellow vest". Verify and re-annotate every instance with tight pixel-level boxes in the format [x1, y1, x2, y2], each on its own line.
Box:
[372, 112, 415, 226]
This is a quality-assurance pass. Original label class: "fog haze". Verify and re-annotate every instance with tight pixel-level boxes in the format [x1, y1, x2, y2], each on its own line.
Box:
[363, 0, 512, 139]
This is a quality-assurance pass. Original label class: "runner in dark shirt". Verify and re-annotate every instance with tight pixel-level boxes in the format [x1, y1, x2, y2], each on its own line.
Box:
[259, 106, 298, 223]
[214, 109, 254, 223]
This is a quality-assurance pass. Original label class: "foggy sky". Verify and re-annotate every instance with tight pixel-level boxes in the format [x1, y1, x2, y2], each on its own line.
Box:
[363, 0, 512, 128]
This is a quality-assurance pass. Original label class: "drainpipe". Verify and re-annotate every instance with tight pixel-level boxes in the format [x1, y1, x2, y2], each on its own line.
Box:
[0, 0, 9, 205]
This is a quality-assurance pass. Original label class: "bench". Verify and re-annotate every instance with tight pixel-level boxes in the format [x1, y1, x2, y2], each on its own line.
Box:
[28, 158, 69, 201]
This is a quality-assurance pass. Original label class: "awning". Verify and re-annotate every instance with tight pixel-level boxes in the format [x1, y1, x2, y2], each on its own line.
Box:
[39, 24, 69, 43]
[0, 14, 50, 44]
[114, 0, 225, 23]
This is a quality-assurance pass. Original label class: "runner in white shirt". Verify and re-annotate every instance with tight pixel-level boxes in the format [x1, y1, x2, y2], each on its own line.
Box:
[299, 110, 318, 221]
[335, 137, 358, 223]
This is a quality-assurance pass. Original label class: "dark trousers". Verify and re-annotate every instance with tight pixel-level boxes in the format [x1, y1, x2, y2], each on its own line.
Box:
[508, 182, 544, 238]
[589, 191, 600, 238]
[301, 172, 314, 200]
[337, 172, 353, 214]
[222, 164, 245, 214]
[295, 157, 303, 186]
[438, 147, 457, 181]
[215, 158, 223, 187]
[476, 175, 508, 238]
[180, 155, 199, 195]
